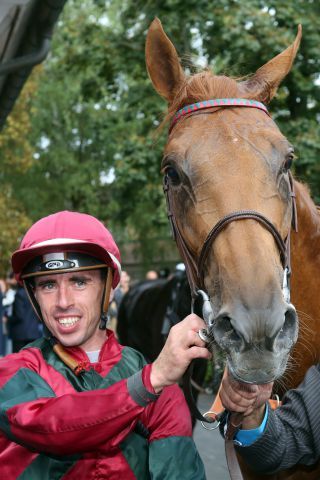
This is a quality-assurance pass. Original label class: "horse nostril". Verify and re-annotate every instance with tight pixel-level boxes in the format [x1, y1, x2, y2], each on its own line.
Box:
[215, 315, 231, 337]
[275, 305, 298, 349]
[214, 314, 243, 350]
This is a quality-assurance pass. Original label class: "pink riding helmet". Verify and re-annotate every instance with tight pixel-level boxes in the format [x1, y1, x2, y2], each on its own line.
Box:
[11, 211, 121, 288]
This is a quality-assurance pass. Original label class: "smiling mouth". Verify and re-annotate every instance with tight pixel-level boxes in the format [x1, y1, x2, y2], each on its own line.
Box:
[58, 317, 79, 328]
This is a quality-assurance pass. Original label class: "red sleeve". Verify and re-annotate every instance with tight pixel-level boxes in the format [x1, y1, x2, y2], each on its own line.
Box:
[0, 353, 154, 455]
[141, 364, 193, 441]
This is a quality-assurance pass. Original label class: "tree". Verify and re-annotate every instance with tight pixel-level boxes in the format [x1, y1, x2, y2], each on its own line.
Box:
[1, 0, 319, 273]
[0, 188, 31, 275]
[0, 70, 39, 275]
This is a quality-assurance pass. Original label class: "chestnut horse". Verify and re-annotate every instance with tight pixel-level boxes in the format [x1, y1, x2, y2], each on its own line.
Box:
[145, 19, 320, 480]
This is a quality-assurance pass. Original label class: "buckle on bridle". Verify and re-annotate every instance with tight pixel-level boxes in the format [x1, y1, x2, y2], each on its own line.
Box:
[282, 266, 291, 303]
[192, 289, 215, 343]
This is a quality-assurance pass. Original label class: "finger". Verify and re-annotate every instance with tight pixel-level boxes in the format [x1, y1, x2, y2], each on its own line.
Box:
[222, 376, 258, 400]
[220, 386, 257, 408]
[227, 373, 259, 396]
[176, 328, 207, 349]
[191, 330, 207, 347]
[188, 345, 212, 360]
[221, 385, 258, 408]
[182, 314, 207, 331]
[220, 389, 256, 413]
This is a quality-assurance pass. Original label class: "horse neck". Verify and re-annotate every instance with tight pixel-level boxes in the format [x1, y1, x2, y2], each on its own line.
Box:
[291, 181, 320, 283]
[285, 180, 320, 389]
[291, 180, 320, 263]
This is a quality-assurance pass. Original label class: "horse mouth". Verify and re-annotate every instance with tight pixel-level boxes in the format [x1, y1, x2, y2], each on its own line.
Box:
[228, 362, 279, 385]
[226, 351, 289, 385]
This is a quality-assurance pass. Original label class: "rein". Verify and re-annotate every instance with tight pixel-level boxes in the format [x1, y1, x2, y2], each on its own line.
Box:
[164, 98, 298, 480]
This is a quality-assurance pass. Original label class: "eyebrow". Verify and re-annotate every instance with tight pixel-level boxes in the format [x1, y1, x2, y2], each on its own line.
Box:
[69, 274, 92, 280]
[35, 278, 56, 287]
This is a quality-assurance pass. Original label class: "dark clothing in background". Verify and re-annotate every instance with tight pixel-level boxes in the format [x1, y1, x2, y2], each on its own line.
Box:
[114, 286, 125, 309]
[234, 364, 320, 474]
[8, 287, 42, 353]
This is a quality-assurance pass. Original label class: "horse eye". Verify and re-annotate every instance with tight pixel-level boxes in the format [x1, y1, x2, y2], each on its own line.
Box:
[283, 151, 295, 172]
[165, 166, 181, 185]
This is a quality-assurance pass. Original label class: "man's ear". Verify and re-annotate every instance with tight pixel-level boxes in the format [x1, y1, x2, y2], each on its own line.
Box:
[109, 288, 114, 304]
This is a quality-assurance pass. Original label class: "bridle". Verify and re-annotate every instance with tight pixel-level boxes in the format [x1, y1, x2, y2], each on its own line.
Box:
[164, 98, 298, 322]
[164, 98, 298, 478]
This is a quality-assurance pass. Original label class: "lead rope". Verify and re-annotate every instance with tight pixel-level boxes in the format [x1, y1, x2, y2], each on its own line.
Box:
[197, 376, 245, 479]
[225, 413, 245, 480]
[202, 374, 281, 480]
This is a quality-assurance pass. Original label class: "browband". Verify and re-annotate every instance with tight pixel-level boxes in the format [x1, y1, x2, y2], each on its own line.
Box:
[170, 98, 269, 132]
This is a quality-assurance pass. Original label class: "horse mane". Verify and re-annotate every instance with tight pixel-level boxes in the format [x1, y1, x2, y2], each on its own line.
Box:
[294, 181, 320, 232]
[163, 70, 254, 126]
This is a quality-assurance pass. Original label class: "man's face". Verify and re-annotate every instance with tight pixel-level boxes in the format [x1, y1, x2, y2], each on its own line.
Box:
[120, 271, 130, 290]
[34, 270, 105, 351]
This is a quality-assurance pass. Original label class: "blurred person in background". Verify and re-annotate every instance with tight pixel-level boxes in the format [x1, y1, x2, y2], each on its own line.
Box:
[114, 270, 131, 308]
[108, 270, 131, 334]
[145, 269, 159, 280]
[0, 273, 18, 355]
[8, 284, 43, 353]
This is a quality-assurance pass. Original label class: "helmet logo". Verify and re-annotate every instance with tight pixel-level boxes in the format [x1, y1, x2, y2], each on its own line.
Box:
[45, 260, 64, 270]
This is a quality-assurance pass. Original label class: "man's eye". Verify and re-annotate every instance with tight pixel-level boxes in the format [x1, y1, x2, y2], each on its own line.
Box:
[41, 282, 55, 290]
[75, 279, 86, 287]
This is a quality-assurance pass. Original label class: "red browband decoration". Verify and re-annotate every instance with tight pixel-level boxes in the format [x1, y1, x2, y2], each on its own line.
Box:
[169, 98, 270, 132]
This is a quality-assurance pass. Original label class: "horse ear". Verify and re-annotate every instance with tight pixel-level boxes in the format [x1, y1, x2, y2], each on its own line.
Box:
[146, 18, 185, 103]
[241, 25, 302, 104]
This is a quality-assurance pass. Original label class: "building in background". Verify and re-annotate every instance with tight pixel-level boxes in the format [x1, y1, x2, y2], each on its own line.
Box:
[0, 0, 67, 130]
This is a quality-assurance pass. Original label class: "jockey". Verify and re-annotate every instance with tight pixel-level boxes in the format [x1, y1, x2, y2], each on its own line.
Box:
[0, 210, 211, 479]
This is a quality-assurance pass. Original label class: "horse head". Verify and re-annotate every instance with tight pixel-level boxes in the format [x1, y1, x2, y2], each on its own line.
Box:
[146, 18, 301, 384]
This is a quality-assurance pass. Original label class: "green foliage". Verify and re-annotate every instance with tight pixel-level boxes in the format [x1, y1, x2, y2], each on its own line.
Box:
[0, 0, 319, 273]
[0, 187, 31, 275]
[0, 70, 40, 275]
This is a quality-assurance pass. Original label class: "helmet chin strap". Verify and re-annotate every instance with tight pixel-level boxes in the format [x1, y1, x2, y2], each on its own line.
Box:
[99, 268, 113, 330]
[23, 279, 43, 322]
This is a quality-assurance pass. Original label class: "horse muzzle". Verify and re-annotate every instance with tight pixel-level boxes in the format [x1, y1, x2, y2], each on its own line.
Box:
[212, 303, 298, 383]
[195, 288, 298, 383]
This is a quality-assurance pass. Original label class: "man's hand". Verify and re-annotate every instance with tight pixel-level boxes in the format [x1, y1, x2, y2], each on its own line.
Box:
[219, 368, 274, 429]
[150, 314, 212, 392]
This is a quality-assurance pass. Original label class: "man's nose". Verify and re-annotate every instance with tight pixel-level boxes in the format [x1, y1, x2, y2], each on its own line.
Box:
[56, 284, 73, 309]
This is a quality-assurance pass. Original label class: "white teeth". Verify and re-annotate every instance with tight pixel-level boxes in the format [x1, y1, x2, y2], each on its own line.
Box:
[58, 317, 79, 327]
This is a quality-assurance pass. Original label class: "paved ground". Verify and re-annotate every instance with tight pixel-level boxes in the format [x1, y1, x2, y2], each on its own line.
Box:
[193, 393, 229, 480]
